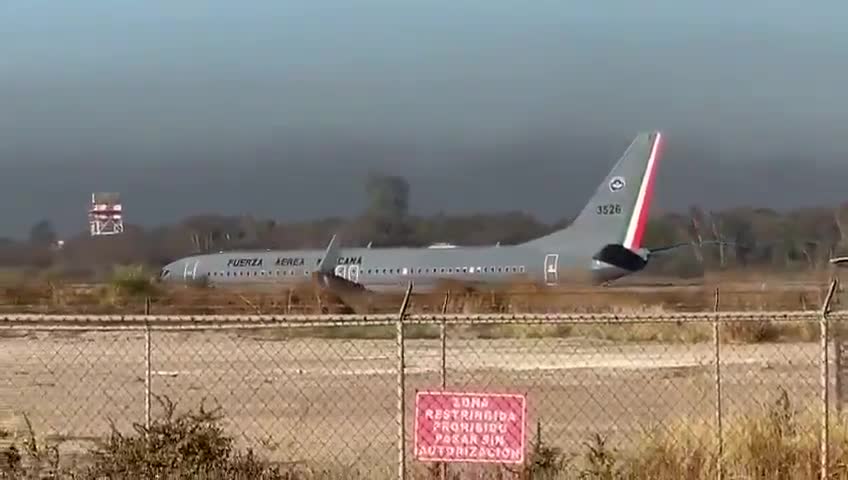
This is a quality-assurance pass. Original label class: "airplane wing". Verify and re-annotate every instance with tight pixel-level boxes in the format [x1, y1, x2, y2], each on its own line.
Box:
[317, 234, 340, 273]
[313, 234, 369, 293]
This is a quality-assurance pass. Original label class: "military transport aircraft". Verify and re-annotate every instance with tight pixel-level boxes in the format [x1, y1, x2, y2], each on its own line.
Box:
[159, 131, 694, 292]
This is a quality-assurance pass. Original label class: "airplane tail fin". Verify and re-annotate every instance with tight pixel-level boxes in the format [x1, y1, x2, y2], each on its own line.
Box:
[523, 131, 664, 252]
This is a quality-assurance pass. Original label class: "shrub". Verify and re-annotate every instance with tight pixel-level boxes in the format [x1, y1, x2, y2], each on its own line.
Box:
[108, 264, 159, 299]
[79, 396, 285, 479]
[1, 397, 288, 480]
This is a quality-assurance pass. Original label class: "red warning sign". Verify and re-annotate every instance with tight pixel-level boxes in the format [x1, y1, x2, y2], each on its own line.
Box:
[414, 390, 526, 464]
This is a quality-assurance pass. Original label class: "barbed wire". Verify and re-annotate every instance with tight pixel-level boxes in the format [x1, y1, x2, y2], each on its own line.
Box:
[1, 309, 847, 325]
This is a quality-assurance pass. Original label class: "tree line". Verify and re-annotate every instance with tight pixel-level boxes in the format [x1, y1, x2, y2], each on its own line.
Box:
[1, 173, 847, 281]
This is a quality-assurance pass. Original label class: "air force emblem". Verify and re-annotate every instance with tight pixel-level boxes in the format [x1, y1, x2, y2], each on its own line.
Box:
[609, 177, 626, 192]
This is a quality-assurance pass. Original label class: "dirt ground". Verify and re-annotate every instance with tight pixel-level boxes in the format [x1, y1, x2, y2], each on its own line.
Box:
[0, 324, 831, 475]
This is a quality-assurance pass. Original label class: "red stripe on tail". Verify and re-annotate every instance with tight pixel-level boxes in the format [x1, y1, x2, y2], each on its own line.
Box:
[629, 134, 664, 250]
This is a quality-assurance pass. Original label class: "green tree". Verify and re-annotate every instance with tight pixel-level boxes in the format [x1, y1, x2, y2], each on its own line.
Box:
[361, 173, 412, 246]
[365, 172, 409, 220]
[29, 219, 56, 246]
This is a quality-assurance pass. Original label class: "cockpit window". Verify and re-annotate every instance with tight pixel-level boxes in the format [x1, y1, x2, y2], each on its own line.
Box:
[160, 269, 170, 279]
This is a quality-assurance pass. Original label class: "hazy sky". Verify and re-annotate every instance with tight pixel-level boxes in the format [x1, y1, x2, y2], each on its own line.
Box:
[2, 0, 848, 238]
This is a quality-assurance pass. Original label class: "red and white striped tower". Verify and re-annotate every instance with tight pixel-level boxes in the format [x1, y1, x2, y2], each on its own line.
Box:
[88, 192, 124, 236]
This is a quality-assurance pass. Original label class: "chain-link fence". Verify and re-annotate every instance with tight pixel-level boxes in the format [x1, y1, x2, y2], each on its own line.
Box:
[2, 281, 848, 479]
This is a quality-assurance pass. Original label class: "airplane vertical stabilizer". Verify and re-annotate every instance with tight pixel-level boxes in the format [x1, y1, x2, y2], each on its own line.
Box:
[522, 131, 664, 252]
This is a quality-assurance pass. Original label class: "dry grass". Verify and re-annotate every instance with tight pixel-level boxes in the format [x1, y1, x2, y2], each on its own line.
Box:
[0, 270, 841, 345]
[0, 272, 835, 315]
[4, 389, 848, 479]
[591, 387, 848, 480]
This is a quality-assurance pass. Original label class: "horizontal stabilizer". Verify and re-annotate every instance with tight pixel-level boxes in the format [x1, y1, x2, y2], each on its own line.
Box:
[831, 256, 848, 266]
[593, 244, 647, 272]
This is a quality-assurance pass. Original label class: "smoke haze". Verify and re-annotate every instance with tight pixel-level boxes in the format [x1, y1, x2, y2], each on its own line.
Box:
[2, 0, 847, 237]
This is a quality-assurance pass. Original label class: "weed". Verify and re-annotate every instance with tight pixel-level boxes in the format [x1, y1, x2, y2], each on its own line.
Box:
[108, 264, 159, 299]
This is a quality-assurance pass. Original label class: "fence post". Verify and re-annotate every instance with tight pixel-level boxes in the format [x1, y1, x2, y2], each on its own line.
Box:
[440, 291, 450, 391]
[821, 278, 838, 480]
[144, 296, 152, 431]
[834, 278, 845, 415]
[713, 287, 723, 480]
[439, 290, 450, 480]
[397, 282, 413, 480]
[836, 320, 843, 416]
[286, 288, 293, 314]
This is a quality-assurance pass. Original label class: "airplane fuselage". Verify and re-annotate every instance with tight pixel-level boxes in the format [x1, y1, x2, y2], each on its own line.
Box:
[160, 243, 633, 292]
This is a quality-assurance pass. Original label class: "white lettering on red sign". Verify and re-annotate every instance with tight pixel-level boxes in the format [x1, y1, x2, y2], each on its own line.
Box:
[413, 391, 526, 464]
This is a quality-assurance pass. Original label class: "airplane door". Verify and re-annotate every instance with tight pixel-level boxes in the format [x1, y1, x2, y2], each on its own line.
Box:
[544, 254, 559, 286]
[184, 260, 199, 283]
[348, 265, 360, 283]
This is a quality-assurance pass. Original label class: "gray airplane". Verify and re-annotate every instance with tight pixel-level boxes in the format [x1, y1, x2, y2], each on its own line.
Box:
[160, 131, 687, 292]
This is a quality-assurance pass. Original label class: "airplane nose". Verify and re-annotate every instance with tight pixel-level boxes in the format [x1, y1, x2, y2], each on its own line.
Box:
[158, 262, 178, 282]
[158, 268, 171, 282]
